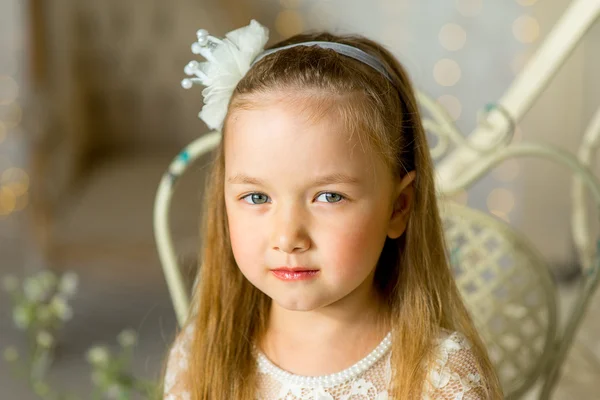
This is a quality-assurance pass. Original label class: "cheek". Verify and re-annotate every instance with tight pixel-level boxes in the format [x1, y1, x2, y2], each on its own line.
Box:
[320, 207, 389, 277]
[226, 202, 264, 269]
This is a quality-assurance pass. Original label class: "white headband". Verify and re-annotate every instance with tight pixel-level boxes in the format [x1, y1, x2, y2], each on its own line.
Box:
[253, 41, 394, 83]
[182, 20, 393, 131]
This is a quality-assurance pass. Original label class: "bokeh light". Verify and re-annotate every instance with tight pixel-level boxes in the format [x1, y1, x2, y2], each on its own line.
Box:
[490, 209, 510, 223]
[433, 59, 462, 87]
[2, 167, 29, 196]
[0, 186, 16, 216]
[439, 24, 467, 51]
[0, 75, 19, 105]
[437, 95, 463, 120]
[487, 188, 515, 214]
[512, 15, 540, 43]
[15, 192, 28, 211]
[275, 10, 304, 37]
[456, 0, 483, 17]
[0, 102, 22, 129]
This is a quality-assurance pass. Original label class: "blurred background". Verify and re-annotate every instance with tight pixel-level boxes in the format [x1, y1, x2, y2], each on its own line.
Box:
[1, 0, 599, 398]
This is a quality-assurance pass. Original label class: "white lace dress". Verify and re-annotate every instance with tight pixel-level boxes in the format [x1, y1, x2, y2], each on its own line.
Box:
[164, 323, 486, 399]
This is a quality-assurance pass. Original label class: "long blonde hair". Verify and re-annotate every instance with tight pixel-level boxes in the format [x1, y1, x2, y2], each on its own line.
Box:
[181, 32, 503, 399]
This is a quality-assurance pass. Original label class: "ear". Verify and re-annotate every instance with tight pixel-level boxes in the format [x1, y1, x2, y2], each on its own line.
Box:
[387, 171, 416, 239]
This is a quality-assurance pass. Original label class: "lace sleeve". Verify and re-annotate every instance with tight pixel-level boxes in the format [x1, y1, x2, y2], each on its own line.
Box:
[163, 322, 195, 400]
[423, 331, 487, 400]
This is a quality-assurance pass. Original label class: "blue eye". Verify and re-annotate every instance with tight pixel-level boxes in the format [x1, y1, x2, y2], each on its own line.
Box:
[316, 192, 344, 203]
[242, 193, 270, 205]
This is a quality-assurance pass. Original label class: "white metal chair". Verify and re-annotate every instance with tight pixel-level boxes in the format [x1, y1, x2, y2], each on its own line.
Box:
[421, 90, 600, 399]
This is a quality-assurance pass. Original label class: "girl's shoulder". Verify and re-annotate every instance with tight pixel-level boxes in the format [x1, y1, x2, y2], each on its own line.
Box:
[434, 328, 473, 353]
[422, 329, 487, 399]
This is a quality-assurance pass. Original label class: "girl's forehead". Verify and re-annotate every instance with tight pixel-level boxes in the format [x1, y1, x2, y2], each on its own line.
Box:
[228, 88, 365, 128]
[223, 101, 389, 185]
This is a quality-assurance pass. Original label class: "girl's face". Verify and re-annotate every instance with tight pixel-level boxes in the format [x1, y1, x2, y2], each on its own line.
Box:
[224, 93, 413, 312]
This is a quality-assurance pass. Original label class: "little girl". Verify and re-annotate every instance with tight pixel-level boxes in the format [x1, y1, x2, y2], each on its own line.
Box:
[163, 20, 502, 399]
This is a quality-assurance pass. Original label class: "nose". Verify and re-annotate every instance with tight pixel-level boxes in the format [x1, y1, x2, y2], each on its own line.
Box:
[271, 203, 311, 254]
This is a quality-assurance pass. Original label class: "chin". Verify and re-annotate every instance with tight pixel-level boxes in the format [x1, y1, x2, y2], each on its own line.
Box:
[269, 293, 332, 312]
[273, 300, 320, 312]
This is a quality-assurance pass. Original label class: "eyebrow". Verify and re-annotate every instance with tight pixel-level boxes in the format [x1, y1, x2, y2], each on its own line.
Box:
[227, 173, 362, 186]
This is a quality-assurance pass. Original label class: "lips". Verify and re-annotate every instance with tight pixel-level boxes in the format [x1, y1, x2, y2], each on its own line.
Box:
[272, 267, 316, 272]
[270, 267, 319, 281]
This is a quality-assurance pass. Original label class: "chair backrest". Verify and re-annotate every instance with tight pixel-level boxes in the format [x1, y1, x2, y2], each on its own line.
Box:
[441, 201, 557, 397]
[153, 93, 600, 398]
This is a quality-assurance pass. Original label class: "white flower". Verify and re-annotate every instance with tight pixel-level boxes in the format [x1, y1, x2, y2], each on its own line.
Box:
[50, 295, 73, 321]
[36, 330, 54, 348]
[183, 19, 269, 130]
[24, 276, 45, 302]
[87, 346, 110, 366]
[58, 272, 79, 297]
[106, 384, 123, 399]
[117, 329, 138, 348]
[13, 305, 31, 330]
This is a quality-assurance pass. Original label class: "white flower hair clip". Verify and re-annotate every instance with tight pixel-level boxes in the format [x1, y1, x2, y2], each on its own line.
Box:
[181, 20, 270, 131]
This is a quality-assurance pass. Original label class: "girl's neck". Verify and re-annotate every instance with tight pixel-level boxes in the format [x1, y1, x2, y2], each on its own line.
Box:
[268, 293, 388, 339]
[258, 285, 390, 377]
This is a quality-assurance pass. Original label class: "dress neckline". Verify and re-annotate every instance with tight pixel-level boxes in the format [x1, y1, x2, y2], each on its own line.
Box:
[255, 332, 393, 388]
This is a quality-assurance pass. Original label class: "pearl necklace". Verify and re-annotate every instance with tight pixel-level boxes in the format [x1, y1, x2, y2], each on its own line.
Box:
[256, 332, 392, 388]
